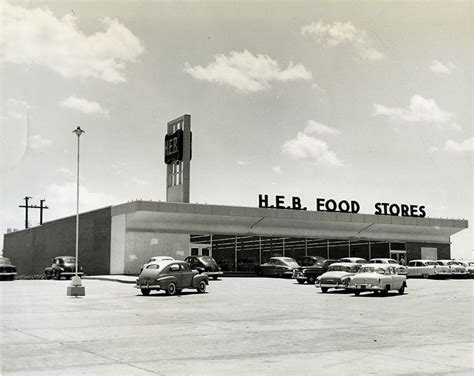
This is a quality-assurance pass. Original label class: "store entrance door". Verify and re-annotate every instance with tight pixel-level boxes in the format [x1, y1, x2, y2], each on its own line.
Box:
[190, 244, 212, 257]
[390, 251, 407, 265]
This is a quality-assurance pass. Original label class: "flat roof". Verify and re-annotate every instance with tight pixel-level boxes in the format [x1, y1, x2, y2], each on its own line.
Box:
[111, 201, 468, 243]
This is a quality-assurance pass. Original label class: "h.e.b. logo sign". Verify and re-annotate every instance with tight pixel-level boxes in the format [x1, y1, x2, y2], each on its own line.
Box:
[164, 129, 184, 164]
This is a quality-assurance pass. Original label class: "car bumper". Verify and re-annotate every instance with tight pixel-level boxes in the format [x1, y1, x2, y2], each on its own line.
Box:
[349, 284, 384, 292]
[0, 272, 17, 276]
[316, 282, 347, 290]
[205, 271, 223, 278]
[135, 281, 160, 290]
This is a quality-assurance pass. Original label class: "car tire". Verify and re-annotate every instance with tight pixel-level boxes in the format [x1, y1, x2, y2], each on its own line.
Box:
[354, 291, 360, 296]
[308, 276, 316, 284]
[398, 286, 405, 295]
[165, 282, 177, 296]
[381, 286, 390, 296]
[54, 270, 61, 280]
[141, 288, 150, 296]
[422, 273, 429, 279]
[197, 281, 207, 293]
[321, 287, 328, 293]
[45, 272, 52, 280]
[297, 279, 305, 284]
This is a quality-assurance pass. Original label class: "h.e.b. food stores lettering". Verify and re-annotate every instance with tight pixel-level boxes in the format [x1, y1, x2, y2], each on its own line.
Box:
[258, 194, 426, 218]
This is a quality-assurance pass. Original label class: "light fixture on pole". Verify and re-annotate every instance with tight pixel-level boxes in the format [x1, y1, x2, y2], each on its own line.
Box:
[67, 126, 86, 297]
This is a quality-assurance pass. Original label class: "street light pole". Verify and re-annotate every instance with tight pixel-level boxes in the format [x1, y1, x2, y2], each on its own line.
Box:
[68, 126, 85, 297]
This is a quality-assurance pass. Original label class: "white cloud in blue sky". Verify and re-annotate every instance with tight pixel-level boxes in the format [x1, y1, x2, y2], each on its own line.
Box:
[373, 95, 460, 130]
[184, 50, 312, 93]
[1, 2, 145, 82]
[301, 20, 384, 61]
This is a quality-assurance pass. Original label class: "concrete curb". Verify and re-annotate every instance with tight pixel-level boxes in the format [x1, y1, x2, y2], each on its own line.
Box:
[83, 276, 136, 284]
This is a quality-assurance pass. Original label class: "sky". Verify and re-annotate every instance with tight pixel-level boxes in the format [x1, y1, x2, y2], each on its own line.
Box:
[1, 0, 472, 258]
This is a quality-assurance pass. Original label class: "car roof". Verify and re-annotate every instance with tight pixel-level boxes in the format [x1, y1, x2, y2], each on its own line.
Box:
[360, 264, 393, 269]
[146, 260, 185, 267]
[55, 256, 76, 259]
[339, 257, 366, 261]
[328, 262, 360, 267]
[370, 258, 396, 261]
[409, 259, 436, 262]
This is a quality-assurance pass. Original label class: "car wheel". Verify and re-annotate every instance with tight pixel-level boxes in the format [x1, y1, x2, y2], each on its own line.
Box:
[381, 286, 390, 296]
[354, 291, 360, 296]
[297, 279, 305, 284]
[197, 281, 207, 293]
[54, 270, 61, 280]
[398, 286, 405, 295]
[422, 273, 429, 279]
[308, 276, 316, 284]
[166, 282, 177, 296]
[321, 287, 328, 293]
[141, 288, 150, 296]
[212, 276, 218, 280]
[45, 272, 51, 280]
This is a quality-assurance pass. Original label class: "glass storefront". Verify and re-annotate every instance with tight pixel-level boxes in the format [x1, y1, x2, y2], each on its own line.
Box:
[190, 234, 396, 272]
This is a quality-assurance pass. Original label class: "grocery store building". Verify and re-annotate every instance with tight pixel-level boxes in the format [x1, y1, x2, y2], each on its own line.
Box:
[3, 115, 468, 275]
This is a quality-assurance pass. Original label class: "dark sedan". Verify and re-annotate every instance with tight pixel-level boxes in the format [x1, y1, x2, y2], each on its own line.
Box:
[45, 256, 83, 280]
[293, 258, 339, 284]
[185, 256, 223, 280]
[0, 257, 17, 281]
[136, 260, 208, 296]
[256, 257, 299, 277]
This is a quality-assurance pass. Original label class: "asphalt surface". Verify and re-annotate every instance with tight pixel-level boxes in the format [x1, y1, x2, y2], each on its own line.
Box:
[1, 277, 473, 375]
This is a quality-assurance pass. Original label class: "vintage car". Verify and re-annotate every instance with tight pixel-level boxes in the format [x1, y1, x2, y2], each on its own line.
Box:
[436, 260, 468, 277]
[257, 257, 299, 277]
[369, 258, 408, 275]
[315, 262, 362, 293]
[0, 257, 17, 281]
[457, 260, 474, 277]
[136, 260, 208, 296]
[338, 257, 368, 264]
[293, 259, 339, 284]
[45, 256, 83, 280]
[347, 264, 407, 296]
[185, 256, 223, 280]
[407, 259, 450, 279]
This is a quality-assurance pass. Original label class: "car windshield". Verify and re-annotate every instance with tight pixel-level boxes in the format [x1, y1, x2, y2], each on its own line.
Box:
[329, 265, 351, 272]
[388, 260, 398, 264]
[146, 264, 161, 270]
[283, 258, 299, 266]
[200, 257, 216, 263]
[359, 266, 385, 274]
[426, 261, 438, 266]
[64, 258, 76, 263]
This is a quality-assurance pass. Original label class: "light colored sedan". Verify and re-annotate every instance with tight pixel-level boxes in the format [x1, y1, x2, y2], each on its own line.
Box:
[407, 259, 450, 279]
[315, 262, 362, 293]
[457, 260, 474, 277]
[348, 264, 407, 296]
[369, 258, 408, 275]
[437, 260, 468, 278]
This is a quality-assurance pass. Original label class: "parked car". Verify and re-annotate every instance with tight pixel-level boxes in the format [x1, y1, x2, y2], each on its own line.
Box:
[185, 256, 223, 280]
[457, 260, 474, 277]
[45, 256, 83, 280]
[136, 260, 208, 296]
[293, 259, 339, 284]
[257, 257, 299, 277]
[296, 256, 326, 267]
[369, 258, 408, 275]
[436, 260, 468, 278]
[338, 257, 368, 264]
[347, 264, 407, 296]
[315, 262, 362, 293]
[407, 259, 450, 279]
[0, 257, 17, 281]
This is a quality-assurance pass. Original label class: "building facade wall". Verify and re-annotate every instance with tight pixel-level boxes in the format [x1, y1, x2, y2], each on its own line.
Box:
[406, 242, 451, 261]
[3, 207, 112, 276]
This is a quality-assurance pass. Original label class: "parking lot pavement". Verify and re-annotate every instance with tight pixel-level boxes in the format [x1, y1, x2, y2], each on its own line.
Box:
[1, 277, 473, 375]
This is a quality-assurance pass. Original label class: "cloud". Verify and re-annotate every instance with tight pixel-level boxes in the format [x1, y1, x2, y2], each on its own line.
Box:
[237, 160, 251, 166]
[184, 50, 312, 93]
[5, 98, 31, 119]
[373, 95, 461, 130]
[60, 96, 110, 117]
[272, 166, 282, 174]
[444, 138, 473, 153]
[304, 120, 341, 136]
[28, 135, 52, 150]
[301, 20, 384, 61]
[1, 2, 145, 83]
[429, 60, 456, 74]
[282, 132, 343, 166]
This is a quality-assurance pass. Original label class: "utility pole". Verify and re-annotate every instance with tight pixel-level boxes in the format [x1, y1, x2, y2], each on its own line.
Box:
[18, 197, 50, 228]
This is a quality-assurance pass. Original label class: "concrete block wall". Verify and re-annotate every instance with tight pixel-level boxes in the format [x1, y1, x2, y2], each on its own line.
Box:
[3, 207, 111, 275]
